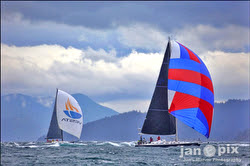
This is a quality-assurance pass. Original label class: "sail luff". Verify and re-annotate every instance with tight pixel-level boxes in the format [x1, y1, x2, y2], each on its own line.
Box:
[141, 40, 176, 135]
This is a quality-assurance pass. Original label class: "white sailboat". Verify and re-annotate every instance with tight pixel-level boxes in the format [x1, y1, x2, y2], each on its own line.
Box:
[46, 89, 83, 142]
[136, 38, 214, 147]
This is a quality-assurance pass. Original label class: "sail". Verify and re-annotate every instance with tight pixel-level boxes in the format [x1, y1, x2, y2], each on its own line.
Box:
[141, 41, 176, 135]
[168, 41, 214, 138]
[56, 90, 83, 139]
[47, 89, 62, 139]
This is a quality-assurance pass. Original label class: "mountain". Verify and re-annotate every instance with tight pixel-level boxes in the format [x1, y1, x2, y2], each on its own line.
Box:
[38, 99, 249, 142]
[177, 100, 249, 142]
[1, 93, 118, 142]
[234, 129, 250, 142]
[209, 99, 250, 141]
[80, 111, 145, 141]
[71, 94, 118, 124]
[176, 99, 250, 142]
[1, 94, 50, 142]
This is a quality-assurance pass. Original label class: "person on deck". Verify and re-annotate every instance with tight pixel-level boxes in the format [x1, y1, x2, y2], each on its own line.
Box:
[138, 136, 142, 145]
[143, 138, 146, 144]
[149, 137, 153, 143]
[157, 136, 161, 141]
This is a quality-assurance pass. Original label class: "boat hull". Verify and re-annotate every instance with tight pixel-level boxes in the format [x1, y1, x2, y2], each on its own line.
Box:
[135, 142, 200, 147]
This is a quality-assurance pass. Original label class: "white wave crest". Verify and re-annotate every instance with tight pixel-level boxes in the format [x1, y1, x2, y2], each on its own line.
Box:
[45, 142, 60, 147]
[59, 142, 87, 146]
[73, 143, 88, 146]
[97, 142, 121, 147]
[28, 145, 39, 148]
[14, 142, 20, 147]
[4, 143, 13, 147]
[12, 142, 38, 148]
[27, 142, 35, 145]
[120, 141, 136, 146]
[230, 143, 250, 147]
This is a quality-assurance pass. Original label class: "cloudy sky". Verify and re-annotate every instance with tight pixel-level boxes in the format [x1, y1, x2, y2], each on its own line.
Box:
[1, 1, 249, 113]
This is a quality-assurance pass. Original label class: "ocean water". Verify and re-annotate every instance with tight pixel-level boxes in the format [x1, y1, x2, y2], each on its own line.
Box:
[1, 141, 249, 165]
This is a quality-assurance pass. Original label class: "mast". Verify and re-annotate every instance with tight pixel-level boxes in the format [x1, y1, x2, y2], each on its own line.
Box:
[61, 130, 63, 141]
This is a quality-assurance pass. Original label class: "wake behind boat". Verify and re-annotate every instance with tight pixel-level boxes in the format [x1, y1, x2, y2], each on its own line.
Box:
[46, 89, 83, 143]
[136, 38, 214, 147]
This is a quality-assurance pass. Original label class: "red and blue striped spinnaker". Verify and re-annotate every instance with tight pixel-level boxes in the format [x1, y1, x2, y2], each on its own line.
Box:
[168, 41, 214, 138]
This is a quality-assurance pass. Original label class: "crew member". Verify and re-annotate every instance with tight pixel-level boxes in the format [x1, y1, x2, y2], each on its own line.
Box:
[149, 137, 153, 143]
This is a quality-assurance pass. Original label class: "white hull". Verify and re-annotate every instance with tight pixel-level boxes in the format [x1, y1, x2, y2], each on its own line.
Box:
[135, 140, 200, 147]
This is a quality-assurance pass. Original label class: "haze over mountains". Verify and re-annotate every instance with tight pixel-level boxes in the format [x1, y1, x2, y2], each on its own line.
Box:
[1, 93, 249, 142]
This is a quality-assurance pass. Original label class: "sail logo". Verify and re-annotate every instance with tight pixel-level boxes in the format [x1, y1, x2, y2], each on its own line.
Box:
[63, 98, 82, 119]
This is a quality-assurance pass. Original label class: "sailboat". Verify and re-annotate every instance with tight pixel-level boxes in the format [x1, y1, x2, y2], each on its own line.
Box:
[135, 38, 214, 147]
[46, 89, 83, 142]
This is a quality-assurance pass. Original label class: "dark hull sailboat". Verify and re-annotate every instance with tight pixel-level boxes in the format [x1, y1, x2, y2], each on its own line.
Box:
[136, 39, 214, 147]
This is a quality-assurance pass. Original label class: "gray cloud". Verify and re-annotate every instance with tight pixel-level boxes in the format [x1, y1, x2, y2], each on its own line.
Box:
[2, 1, 249, 31]
[1, 13, 249, 54]
[173, 24, 250, 53]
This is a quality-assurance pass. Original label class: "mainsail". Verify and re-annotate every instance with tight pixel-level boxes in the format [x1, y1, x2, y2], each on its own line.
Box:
[141, 41, 176, 135]
[47, 89, 83, 140]
[141, 40, 214, 138]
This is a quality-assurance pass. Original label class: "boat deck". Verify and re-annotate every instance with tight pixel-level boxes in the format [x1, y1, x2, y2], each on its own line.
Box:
[135, 142, 200, 147]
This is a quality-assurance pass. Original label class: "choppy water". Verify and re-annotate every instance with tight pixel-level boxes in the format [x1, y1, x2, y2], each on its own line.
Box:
[1, 141, 250, 165]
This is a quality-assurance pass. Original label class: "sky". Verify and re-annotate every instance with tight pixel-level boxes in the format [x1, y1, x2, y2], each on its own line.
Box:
[1, 1, 249, 113]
